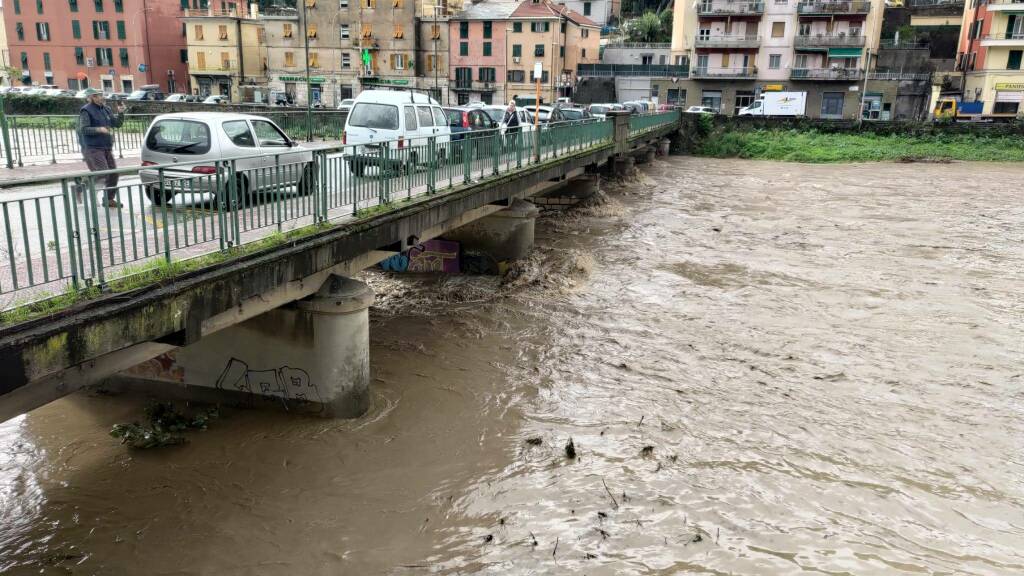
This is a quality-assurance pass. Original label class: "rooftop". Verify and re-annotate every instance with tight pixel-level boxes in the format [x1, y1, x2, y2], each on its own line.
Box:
[452, 0, 520, 20]
[510, 0, 600, 27]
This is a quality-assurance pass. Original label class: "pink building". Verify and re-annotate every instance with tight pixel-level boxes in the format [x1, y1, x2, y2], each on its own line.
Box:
[3, 0, 190, 93]
[448, 1, 517, 105]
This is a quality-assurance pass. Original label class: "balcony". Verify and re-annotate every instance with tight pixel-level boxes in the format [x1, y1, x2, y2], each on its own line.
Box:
[452, 80, 498, 92]
[796, 1, 870, 15]
[577, 64, 690, 77]
[790, 67, 862, 81]
[695, 34, 761, 49]
[692, 66, 757, 79]
[190, 61, 238, 75]
[697, 1, 764, 16]
[795, 33, 866, 48]
[981, 32, 1024, 47]
[182, 7, 251, 17]
[976, 0, 1024, 10]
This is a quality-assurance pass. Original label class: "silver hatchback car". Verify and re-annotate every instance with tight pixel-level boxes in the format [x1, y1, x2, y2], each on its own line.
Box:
[140, 112, 314, 205]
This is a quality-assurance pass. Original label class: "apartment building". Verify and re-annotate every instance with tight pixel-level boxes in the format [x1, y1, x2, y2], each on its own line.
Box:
[4, 0, 188, 92]
[957, 0, 1024, 116]
[504, 0, 600, 104]
[183, 3, 266, 100]
[559, 0, 618, 27]
[671, 0, 886, 118]
[449, 1, 516, 105]
[0, 2, 10, 84]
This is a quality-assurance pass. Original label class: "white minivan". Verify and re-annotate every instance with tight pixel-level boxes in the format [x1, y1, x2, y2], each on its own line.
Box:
[343, 90, 451, 176]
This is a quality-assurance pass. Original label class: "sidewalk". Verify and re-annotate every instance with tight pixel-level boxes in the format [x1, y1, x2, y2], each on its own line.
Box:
[0, 139, 345, 185]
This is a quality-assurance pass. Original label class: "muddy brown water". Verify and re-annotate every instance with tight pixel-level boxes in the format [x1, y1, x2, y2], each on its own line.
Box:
[2, 158, 1023, 575]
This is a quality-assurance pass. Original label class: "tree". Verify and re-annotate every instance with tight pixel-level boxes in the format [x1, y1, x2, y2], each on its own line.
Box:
[624, 10, 672, 43]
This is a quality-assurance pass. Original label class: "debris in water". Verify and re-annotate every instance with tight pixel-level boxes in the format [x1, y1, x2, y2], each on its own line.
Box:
[640, 445, 655, 458]
[482, 534, 494, 544]
[525, 437, 543, 446]
[565, 438, 577, 459]
[109, 402, 218, 449]
[529, 532, 538, 547]
[595, 528, 610, 540]
[584, 552, 598, 560]
[552, 537, 559, 558]
[692, 533, 703, 543]
[597, 511, 608, 521]
[602, 478, 620, 510]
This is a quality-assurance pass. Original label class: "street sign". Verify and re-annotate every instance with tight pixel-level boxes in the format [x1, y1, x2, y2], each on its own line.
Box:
[533, 62, 542, 80]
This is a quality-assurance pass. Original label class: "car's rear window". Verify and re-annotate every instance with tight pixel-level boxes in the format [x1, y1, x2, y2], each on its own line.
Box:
[445, 109, 462, 126]
[348, 102, 399, 130]
[481, 109, 503, 123]
[561, 109, 583, 120]
[590, 105, 609, 115]
[146, 119, 212, 155]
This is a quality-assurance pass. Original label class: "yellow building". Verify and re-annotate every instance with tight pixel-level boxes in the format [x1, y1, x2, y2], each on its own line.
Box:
[957, 0, 1024, 116]
[505, 0, 600, 104]
[183, 5, 267, 101]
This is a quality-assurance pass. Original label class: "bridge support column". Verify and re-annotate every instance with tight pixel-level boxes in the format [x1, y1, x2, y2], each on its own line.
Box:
[168, 275, 374, 417]
[658, 138, 671, 157]
[445, 198, 539, 266]
[533, 174, 600, 210]
[635, 146, 657, 165]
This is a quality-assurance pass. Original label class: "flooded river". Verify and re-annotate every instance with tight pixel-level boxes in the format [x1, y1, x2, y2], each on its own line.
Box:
[2, 157, 1023, 575]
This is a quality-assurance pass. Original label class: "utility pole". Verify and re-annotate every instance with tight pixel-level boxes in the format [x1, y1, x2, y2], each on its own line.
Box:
[858, 47, 871, 126]
[433, 5, 439, 102]
[303, 0, 313, 140]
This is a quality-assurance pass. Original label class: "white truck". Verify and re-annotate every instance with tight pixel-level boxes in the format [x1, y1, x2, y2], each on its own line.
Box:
[738, 91, 807, 117]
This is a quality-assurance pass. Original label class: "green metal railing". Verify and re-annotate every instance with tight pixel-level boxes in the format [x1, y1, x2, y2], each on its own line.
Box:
[629, 110, 680, 138]
[0, 112, 677, 311]
[0, 110, 349, 168]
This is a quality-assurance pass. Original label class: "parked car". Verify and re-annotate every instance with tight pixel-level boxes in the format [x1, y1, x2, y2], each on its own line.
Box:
[164, 93, 190, 102]
[342, 90, 451, 176]
[586, 103, 619, 118]
[337, 98, 354, 113]
[107, 92, 130, 101]
[479, 105, 535, 133]
[127, 85, 166, 101]
[444, 106, 499, 141]
[203, 95, 230, 105]
[24, 85, 58, 96]
[685, 106, 718, 115]
[557, 107, 590, 122]
[139, 112, 314, 205]
[523, 105, 553, 123]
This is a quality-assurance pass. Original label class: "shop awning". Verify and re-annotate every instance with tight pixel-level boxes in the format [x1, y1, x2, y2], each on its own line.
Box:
[828, 47, 863, 58]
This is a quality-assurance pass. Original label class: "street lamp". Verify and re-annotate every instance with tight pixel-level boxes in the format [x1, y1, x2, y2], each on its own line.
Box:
[302, 0, 313, 139]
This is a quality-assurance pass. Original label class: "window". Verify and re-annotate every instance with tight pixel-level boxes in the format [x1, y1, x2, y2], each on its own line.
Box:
[15, 23, 24, 41]
[342, 52, 351, 67]
[507, 69, 524, 82]
[349, 103, 399, 129]
[392, 0, 401, 6]
[119, 47, 128, 66]
[531, 21, 549, 33]
[20, 52, 28, 69]
[512, 44, 521, 58]
[534, 44, 544, 56]
[459, 42, 468, 56]
[363, 0, 374, 7]
[252, 120, 290, 147]
[483, 42, 491, 56]
[36, 0, 42, 14]
[114, 0, 122, 10]
[734, 90, 754, 115]
[483, 21, 492, 38]
[478, 67, 495, 82]
[403, 106, 417, 129]
[221, 120, 255, 147]
[416, 106, 433, 127]
[180, 49, 188, 63]
[794, 53, 808, 68]
[182, 22, 186, 36]
[581, 28, 589, 38]
[559, 46, 564, 57]
[391, 53, 406, 69]
[220, 51, 230, 68]
[1008, 50, 1022, 70]
[361, 23, 372, 38]
[75, 47, 85, 65]
[309, 52, 320, 67]
[340, 0, 348, 6]
[69, 0, 77, 9]
[147, 119, 212, 154]
[457, 93, 469, 105]
[309, 24, 319, 38]
[771, 21, 785, 37]
[667, 88, 683, 104]
[72, 20, 81, 38]
[194, 24, 204, 40]
[455, 66, 471, 86]
[583, 1, 590, 15]
[94, 21, 110, 40]
[392, 24, 402, 38]
[698, 26, 711, 40]
[116, 20, 125, 40]
[96, 47, 113, 66]
[582, 48, 587, 58]
[541, 71, 549, 82]
[798, 22, 810, 36]
[196, 51, 206, 68]
[94, 0, 102, 10]
[340, 24, 349, 39]
[430, 23, 440, 39]
[513, 22, 522, 33]
[769, 54, 781, 69]
[459, 21, 468, 39]
[425, 53, 434, 71]
[285, 51, 295, 66]
[701, 90, 722, 111]
[282, 23, 293, 38]
[821, 92, 844, 118]
[993, 100, 1020, 114]
[43, 52, 51, 70]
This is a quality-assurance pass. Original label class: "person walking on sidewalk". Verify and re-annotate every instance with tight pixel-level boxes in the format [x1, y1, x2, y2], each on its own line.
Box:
[77, 88, 126, 208]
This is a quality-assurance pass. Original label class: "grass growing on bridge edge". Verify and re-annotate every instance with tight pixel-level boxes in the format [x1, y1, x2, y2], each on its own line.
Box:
[696, 129, 1024, 163]
[0, 224, 330, 327]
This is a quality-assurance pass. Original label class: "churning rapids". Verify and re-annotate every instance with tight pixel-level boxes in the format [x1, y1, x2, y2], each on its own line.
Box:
[1, 157, 1022, 575]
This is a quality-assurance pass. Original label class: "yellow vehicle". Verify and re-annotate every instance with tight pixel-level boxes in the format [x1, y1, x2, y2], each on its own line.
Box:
[933, 98, 1018, 122]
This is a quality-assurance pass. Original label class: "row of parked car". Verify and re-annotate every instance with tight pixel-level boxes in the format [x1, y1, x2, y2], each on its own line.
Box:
[1, 84, 233, 104]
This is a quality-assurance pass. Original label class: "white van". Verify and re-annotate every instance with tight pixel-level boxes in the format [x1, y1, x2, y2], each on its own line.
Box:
[343, 90, 451, 176]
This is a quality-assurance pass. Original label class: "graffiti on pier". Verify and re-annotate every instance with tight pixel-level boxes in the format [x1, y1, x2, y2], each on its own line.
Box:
[215, 358, 323, 412]
[379, 239, 460, 273]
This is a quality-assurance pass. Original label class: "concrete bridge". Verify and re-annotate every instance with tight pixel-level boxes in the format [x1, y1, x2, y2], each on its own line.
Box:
[0, 111, 681, 422]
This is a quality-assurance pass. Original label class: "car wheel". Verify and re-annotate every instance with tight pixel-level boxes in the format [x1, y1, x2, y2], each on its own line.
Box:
[298, 165, 315, 196]
[144, 185, 175, 206]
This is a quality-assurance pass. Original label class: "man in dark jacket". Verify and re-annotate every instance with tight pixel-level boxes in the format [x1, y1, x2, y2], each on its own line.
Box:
[78, 88, 126, 208]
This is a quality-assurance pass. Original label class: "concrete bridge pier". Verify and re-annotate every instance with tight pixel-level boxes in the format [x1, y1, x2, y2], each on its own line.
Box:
[635, 146, 657, 165]
[533, 174, 600, 210]
[149, 275, 375, 417]
[444, 198, 539, 265]
[658, 139, 671, 156]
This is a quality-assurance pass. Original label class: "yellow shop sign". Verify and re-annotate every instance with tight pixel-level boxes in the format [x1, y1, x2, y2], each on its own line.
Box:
[994, 82, 1024, 90]
[763, 84, 784, 91]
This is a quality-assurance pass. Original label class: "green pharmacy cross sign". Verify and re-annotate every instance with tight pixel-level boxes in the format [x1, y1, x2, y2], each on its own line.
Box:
[361, 49, 372, 69]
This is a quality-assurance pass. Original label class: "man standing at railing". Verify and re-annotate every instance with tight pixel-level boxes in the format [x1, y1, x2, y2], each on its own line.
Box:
[77, 88, 127, 208]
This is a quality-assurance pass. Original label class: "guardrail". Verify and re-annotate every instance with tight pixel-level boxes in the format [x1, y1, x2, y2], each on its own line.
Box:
[695, 35, 761, 49]
[0, 112, 680, 311]
[869, 72, 932, 80]
[0, 110, 348, 167]
[796, 0, 871, 14]
[794, 34, 866, 47]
